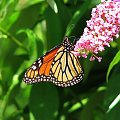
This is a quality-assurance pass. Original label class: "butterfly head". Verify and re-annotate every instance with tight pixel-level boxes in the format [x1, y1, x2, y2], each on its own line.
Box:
[63, 37, 74, 51]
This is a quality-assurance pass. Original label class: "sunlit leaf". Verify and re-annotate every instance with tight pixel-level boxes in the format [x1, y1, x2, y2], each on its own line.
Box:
[16, 0, 44, 10]
[105, 102, 120, 120]
[14, 47, 28, 56]
[106, 50, 120, 81]
[107, 94, 120, 113]
[104, 74, 120, 113]
[0, 1, 20, 29]
[68, 102, 81, 113]
[46, 0, 58, 13]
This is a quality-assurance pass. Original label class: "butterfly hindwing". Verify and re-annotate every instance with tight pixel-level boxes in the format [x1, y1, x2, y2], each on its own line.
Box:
[50, 46, 84, 87]
[23, 37, 84, 87]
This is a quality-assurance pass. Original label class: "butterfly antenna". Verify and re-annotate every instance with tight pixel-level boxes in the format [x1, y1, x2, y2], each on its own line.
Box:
[73, 37, 79, 45]
[68, 36, 76, 39]
[63, 36, 78, 45]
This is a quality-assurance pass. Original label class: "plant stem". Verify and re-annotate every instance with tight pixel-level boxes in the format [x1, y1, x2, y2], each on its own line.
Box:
[0, 27, 28, 52]
[0, 82, 18, 119]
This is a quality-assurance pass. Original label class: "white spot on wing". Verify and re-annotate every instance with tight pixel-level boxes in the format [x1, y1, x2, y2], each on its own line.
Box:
[32, 65, 37, 70]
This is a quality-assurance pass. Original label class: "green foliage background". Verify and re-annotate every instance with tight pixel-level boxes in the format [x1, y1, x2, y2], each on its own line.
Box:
[0, 0, 120, 120]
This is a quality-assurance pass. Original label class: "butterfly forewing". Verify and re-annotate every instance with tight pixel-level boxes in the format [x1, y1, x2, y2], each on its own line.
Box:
[23, 37, 84, 87]
[23, 46, 60, 83]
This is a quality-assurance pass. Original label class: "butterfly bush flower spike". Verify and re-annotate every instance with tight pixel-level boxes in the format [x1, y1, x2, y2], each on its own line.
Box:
[74, 0, 120, 62]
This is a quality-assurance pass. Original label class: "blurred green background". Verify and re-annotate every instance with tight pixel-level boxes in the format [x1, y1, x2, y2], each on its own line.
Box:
[0, 0, 120, 120]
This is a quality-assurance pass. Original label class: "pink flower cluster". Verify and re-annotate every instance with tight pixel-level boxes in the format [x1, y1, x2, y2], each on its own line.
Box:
[73, 0, 120, 62]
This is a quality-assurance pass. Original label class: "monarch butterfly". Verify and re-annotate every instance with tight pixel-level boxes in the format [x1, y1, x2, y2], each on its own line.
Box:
[23, 37, 84, 87]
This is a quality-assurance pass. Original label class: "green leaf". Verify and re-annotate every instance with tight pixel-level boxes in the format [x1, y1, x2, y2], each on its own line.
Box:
[10, 3, 43, 34]
[14, 47, 28, 56]
[107, 94, 120, 113]
[80, 91, 105, 120]
[105, 102, 120, 120]
[65, 0, 92, 36]
[29, 83, 59, 120]
[0, 0, 20, 30]
[106, 50, 120, 81]
[46, 0, 58, 13]
[15, 83, 31, 109]
[45, 6, 62, 49]
[17, 29, 38, 61]
[34, 21, 47, 54]
[4, 104, 17, 120]
[104, 75, 120, 120]
[104, 74, 120, 112]
[16, 0, 44, 10]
